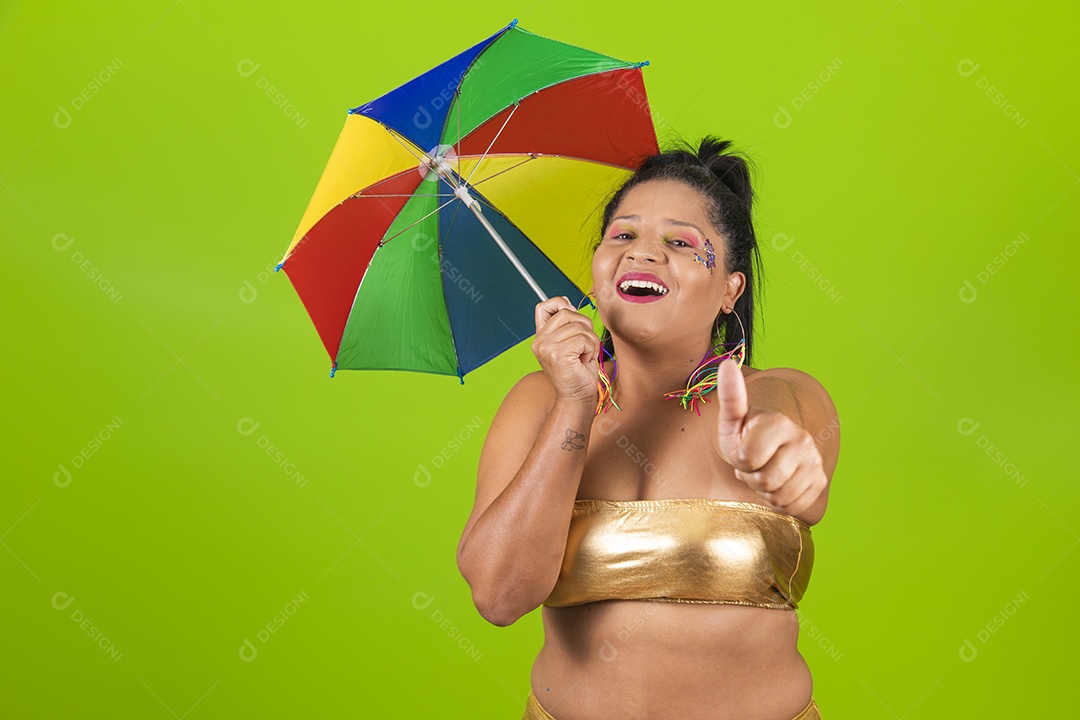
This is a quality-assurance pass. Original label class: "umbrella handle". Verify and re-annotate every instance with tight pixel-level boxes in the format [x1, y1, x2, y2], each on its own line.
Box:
[454, 185, 549, 303]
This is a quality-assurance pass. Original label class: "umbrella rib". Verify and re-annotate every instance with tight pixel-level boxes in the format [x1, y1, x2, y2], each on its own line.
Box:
[355, 193, 457, 198]
[470, 155, 537, 188]
[456, 88, 462, 162]
[377, 196, 459, 246]
[463, 103, 519, 187]
[345, 169, 427, 198]
[383, 126, 428, 165]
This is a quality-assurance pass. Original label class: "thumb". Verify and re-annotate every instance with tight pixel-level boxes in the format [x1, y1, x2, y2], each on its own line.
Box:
[715, 359, 749, 468]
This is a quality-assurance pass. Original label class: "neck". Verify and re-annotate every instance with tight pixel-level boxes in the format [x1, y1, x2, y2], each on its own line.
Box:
[607, 334, 719, 410]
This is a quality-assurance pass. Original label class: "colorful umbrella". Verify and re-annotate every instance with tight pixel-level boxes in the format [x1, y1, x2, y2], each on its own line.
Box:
[277, 19, 658, 380]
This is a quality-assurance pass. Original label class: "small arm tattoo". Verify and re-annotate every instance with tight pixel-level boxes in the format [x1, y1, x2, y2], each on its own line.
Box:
[561, 429, 586, 451]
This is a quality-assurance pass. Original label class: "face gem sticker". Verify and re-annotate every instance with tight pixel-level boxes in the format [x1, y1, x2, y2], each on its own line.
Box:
[693, 238, 716, 274]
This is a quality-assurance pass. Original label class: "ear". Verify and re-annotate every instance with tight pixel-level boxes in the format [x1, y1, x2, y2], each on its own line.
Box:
[722, 271, 746, 309]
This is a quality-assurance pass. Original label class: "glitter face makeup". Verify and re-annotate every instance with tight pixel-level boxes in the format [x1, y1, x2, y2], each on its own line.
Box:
[693, 237, 716, 274]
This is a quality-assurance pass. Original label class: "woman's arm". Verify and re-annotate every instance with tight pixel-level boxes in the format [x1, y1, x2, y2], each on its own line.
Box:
[457, 371, 594, 626]
[458, 296, 600, 626]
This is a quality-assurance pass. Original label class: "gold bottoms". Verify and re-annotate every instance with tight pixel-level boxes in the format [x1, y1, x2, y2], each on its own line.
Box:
[522, 692, 556, 720]
[522, 689, 821, 720]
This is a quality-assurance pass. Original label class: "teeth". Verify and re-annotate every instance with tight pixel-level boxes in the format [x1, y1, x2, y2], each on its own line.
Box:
[620, 279, 668, 295]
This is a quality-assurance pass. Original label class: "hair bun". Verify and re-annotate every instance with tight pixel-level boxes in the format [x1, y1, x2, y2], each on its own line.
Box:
[695, 136, 755, 211]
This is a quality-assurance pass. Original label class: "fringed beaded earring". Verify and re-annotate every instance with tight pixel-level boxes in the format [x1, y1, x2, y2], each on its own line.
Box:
[577, 293, 622, 415]
[662, 307, 747, 415]
[595, 342, 621, 416]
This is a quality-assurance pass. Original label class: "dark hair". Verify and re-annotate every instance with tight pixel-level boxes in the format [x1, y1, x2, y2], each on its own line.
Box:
[591, 136, 764, 367]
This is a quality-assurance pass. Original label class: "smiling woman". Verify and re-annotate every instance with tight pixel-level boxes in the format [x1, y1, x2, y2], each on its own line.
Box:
[457, 137, 840, 720]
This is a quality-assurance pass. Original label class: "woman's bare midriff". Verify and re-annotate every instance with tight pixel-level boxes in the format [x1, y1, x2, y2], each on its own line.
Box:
[531, 602, 811, 720]
[529, 365, 813, 720]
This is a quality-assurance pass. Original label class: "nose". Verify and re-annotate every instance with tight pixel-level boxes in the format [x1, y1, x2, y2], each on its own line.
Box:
[625, 233, 665, 263]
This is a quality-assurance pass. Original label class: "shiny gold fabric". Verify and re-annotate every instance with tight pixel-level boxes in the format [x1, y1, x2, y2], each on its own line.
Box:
[523, 691, 557, 720]
[522, 690, 822, 719]
[542, 498, 813, 610]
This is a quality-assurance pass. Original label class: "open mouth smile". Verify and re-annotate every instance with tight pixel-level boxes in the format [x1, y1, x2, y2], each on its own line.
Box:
[615, 272, 669, 303]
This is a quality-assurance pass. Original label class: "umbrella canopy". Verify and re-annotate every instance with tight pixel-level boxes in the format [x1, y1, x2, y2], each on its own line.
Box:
[278, 20, 658, 380]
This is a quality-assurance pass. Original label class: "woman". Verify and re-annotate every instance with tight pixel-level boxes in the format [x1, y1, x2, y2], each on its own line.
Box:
[457, 137, 841, 720]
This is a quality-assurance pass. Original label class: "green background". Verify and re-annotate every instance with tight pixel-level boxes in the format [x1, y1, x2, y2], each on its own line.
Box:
[3, 1, 1077, 717]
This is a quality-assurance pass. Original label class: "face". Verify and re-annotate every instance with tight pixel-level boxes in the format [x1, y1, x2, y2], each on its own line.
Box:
[592, 178, 745, 348]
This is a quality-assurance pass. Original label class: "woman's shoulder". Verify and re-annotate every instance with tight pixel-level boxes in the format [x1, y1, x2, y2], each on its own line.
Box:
[501, 370, 557, 415]
[747, 366, 833, 400]
[515, 369, 555, 394]
[741, 364, 763, 380]
[746, 366, 839, 439]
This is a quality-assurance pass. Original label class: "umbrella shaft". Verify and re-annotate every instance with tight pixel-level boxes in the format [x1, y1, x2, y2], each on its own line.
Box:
[461, 189, 549, 303]
[437, 157, 548, 303]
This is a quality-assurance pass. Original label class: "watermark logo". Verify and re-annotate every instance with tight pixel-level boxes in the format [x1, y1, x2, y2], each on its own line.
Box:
[599, 601, 658, 662]
[51, 233, 123, 303]
[52, 591, 123, 662]
[54, 416, 124, 487]
[410, 231, 484, 304]
[957, 418, 1027, 487]
[239, 590, 310, 662]
[957, 59, 1028, 129]
[410, 65, 477, 131]
[411, 591, 482, 661]
[958, 231, 1028, 303]
[589, 415, 676, 495]
[795, 609, 843, 661]
[959, 590, 1029, 661]
[774, 58, 844, 129]
[615, 69, 676, 135]
[414, 416, 484, 487]
[54, 58, 124, 129]
[240, 255, 285, 304]
[237, 59, 308, 129]
[238, 418, 308, 488]
[770, 233, 843, 303]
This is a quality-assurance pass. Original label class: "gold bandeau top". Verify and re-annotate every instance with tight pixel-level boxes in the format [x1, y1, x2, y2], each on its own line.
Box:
[542, 498, 814, 611]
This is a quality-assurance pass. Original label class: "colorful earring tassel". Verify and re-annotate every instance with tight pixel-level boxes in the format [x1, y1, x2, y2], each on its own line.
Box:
[595, 343, 621, 415]
[661, 339, 746, 415]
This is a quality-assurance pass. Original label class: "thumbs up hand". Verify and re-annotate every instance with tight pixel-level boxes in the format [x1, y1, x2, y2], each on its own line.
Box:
[714, 360, 827, 518]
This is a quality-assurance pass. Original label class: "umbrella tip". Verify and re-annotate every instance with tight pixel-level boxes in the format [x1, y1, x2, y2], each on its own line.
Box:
[330, 362, 337, 378]
[636, 60, 650, 68]
[457, 368, 465, 385]
[509, 18, 518, 29]
[274, 261, 285, 272]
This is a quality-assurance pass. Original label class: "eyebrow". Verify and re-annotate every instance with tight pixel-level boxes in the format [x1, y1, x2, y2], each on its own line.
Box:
[611, 215, 707, 236]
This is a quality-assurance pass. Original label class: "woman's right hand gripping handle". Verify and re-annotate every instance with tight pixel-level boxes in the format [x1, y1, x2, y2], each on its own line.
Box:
[456, 297, 600, 626]
[532, 296, 601, 408]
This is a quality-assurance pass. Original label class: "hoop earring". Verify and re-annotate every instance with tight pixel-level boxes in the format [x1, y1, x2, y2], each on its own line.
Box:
[662, 307, 747, 415]
[577, 292, 621, 415]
